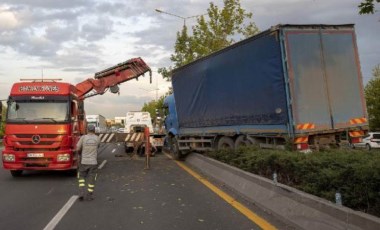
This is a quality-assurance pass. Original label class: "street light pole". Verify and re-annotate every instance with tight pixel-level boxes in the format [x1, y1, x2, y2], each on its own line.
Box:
[155, 9, 206, 26]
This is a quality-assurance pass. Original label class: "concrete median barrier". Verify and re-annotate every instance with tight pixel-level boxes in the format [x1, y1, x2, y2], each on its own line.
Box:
[185, 153, 380, 230]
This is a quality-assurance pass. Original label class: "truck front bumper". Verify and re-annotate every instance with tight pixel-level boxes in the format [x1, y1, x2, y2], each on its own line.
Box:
[2, 150, 77, 171]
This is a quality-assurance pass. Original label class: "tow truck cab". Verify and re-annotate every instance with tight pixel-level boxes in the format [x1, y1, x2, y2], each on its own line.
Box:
[2, 81, 86, 176]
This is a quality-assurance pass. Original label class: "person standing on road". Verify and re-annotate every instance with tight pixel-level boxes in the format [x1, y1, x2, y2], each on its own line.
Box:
[76, 124, 100, 201]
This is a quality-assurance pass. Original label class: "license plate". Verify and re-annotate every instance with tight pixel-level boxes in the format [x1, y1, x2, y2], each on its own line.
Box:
[27, 153, 44, 158]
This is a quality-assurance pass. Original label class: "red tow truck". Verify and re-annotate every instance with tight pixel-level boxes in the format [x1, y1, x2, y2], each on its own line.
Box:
[1, 58, 151, 177]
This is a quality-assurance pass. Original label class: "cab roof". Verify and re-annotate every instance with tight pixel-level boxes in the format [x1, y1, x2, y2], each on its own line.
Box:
[10, 81, 78, 97]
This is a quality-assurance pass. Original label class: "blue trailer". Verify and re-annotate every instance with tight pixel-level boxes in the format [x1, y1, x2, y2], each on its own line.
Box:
[163, 24, 368, 158]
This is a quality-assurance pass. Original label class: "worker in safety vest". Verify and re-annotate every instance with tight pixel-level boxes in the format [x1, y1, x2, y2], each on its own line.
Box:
[76, 124, 100, 201]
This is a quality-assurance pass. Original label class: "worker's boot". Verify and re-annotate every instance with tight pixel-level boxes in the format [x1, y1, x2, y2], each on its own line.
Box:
[78, 189, 85, 201]
[86, 192, 95, 201]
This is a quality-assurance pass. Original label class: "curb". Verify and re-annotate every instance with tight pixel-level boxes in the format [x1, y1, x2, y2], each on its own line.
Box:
[185, 153, 380, 230]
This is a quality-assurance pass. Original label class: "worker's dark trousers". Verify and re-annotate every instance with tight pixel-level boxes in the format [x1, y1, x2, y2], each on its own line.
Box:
[78, 164, 98, 197]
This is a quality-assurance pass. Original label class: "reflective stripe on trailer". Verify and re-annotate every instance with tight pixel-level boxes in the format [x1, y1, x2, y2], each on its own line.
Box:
[349, 130, 365, 137]
[349, 117, 367, 125]
[296, 123, 315, 130]
[294, 136, 308, 144]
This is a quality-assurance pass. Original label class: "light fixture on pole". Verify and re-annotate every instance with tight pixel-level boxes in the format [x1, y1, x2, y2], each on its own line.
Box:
[155, 9, 206, 26]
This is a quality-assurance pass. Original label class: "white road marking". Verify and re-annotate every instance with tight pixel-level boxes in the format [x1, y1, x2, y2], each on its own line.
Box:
[98, 160, 107, 169]
[43, 195, 78, 230]
[164, 152, 173, 160]
[112, 148, 116, 153]
[45, 188, 54, 195]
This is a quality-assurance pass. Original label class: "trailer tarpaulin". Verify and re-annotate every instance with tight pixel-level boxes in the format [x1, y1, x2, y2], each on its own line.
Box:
[172, 31, 288, 128]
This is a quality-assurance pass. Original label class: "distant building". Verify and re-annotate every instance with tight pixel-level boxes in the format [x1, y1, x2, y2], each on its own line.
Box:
[106, 119, 114, 127]
[115, 116, 126, 126]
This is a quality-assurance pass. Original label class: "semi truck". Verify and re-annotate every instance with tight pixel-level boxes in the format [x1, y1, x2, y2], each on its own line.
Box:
[163, 24, 368, 159]
[1, 58, 151, 176]
[86, 114, 107, 133]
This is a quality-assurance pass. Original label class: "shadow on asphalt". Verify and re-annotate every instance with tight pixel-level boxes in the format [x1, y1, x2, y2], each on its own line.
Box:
[5, 170, 76, 180]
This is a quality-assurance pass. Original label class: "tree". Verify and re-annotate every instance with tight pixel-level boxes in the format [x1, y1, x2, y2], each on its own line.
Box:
[141, 95, 166, 121]
[191, 0, 259, 58]
[0, 103, 6, 138]
[358, 0, 379, 14]
[365, 64, 380, 131]
[158, 0, 259, 79]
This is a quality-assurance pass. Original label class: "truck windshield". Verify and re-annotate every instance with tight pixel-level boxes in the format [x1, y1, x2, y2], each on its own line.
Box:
[7, 101, 69, 123]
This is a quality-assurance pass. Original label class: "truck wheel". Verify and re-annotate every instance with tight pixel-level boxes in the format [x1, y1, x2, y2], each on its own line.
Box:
[217, 137, 234, 151]
[10, 170, 23, 177]
[171, 137, 182, 160]
[234, 135, 249, 149]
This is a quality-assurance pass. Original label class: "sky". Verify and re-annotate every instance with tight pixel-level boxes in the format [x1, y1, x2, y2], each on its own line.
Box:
[0, 0, 379, 119]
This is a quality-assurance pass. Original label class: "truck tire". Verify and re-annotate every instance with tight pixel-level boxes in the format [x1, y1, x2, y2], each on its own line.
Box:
[234, 135, 249, 149]
[217, 137, 234, 151]
[10, 170, 23, 177]
[170, 137, 183, 160]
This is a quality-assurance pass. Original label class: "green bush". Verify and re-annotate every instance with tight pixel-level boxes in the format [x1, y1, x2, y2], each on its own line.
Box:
[205, 148, 380, 217]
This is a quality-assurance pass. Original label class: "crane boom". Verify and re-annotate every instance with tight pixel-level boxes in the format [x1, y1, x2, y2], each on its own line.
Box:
[75, 57, 151, 99]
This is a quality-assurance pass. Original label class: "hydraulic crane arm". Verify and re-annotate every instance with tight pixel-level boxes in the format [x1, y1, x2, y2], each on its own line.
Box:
[75, 57, 152, 99]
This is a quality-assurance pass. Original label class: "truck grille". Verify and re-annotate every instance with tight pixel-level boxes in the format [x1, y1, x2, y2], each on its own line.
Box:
[11, 134, 64, 151]
[15, 134, 59, 138]
[19, 141, 55, 145]
[20, 157, 53, 168]
[18, 148, 59, 151]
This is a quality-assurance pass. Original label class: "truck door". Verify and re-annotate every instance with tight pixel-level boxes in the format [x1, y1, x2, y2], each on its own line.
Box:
[320, 31, 366, 129]
[283, 26, 366, 133]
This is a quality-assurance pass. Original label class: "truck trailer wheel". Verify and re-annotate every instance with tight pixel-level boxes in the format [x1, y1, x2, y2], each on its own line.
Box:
[217, 137, 234, 151]
[170, 137, 183, 160]
[234, 135, 249, 149]
[10, 170, 23, 177]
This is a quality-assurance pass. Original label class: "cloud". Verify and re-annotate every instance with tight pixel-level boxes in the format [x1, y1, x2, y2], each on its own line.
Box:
[0, 7, 19, 30]
[84, 94, 153, 118]
[0, 0, 378, 118]
[1, 0, 92, 9]
[81, 16, 114, 41]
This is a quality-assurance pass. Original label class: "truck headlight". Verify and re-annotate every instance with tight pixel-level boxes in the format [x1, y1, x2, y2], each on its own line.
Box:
[57, 154, 70, 162]
[3, 154, 15, 162]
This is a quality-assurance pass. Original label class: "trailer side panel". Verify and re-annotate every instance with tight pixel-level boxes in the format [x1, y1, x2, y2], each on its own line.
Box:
[172, 32, 288, 130]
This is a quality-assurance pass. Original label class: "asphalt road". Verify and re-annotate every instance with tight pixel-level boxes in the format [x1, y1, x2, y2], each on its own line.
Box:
[0, 144, 286, 230]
